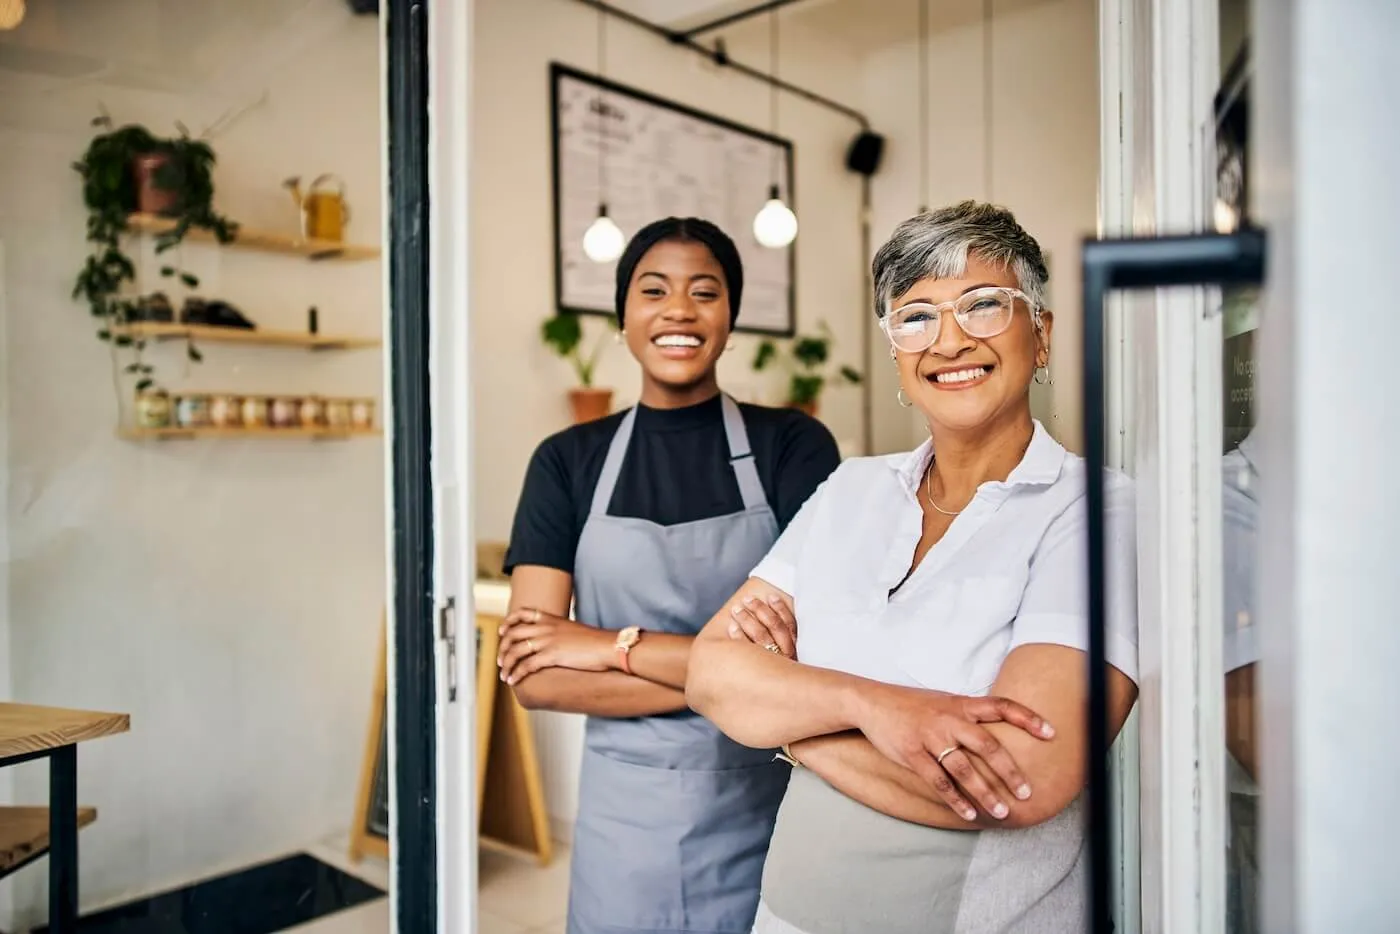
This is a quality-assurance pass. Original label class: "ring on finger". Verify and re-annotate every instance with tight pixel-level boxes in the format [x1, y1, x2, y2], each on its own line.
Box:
[526, 638, 537, 653]
[531, 608, 541, 623]
[763, 642, 782, 654]
[935, 743, 960, 764]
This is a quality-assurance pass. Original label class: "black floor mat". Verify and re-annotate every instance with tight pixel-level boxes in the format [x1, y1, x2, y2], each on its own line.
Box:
[35, 853, 385, 934]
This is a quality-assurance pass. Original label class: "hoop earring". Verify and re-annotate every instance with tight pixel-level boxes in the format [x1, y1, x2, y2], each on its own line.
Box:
[897, 388, 913, 408]
[725, 338, 735, 352]
[1034, 361, 1052, 385]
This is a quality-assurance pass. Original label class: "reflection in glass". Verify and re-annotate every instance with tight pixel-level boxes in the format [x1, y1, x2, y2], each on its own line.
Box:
[1216, 31, 1259, 934]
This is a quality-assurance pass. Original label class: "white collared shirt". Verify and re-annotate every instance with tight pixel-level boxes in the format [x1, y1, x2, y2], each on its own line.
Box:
[751, 420, 1139, 693]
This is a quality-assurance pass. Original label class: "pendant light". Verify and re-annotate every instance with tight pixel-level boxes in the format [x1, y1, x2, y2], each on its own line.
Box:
[582, 3, 625, 263]
[0, 0, 25, 31]
[753, 7, 797, 249]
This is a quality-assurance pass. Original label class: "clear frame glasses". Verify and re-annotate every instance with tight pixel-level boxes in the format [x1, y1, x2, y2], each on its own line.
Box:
[880, 286, 1038, 354]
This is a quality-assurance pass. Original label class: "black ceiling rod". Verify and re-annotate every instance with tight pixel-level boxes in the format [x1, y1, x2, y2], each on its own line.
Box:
[675, 0, 815, 39]
[568, 0, 870, 130]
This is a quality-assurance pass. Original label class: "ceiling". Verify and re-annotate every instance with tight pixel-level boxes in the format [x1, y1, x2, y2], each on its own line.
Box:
[0, 0, 343, 93]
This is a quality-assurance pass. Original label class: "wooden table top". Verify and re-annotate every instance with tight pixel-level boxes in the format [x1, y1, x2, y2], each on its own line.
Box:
[0, 703, 130, 760]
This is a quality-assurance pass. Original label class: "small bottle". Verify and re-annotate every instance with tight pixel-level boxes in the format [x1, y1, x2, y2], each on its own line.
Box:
[308, 306, 319, 334]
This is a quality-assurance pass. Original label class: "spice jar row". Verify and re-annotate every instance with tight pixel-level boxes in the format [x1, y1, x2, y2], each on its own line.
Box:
[136, 390, 376, 430]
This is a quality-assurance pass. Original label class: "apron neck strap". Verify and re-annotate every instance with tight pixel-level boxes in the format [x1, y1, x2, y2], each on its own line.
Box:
[590, 406, 637, 517]
[720, 395, 768, 512]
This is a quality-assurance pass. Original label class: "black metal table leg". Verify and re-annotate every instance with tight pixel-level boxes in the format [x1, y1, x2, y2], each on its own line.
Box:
[48, 744, 78, 933]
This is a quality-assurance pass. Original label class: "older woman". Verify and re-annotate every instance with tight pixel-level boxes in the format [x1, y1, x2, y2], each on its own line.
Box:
[687, 201, 1139, 934]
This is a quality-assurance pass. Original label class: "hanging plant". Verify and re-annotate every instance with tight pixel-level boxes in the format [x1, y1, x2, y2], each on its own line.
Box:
[71, 112, 237, 392]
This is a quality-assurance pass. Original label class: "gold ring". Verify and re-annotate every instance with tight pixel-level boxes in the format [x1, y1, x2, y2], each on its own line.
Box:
[935, 744, 960, 764]
[532, 608, 541, 623]
[763, 642, 781, 654]
[527, 638, 537, 653]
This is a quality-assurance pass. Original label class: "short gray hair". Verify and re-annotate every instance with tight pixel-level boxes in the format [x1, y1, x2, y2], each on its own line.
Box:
[871, 201, 1050, 317]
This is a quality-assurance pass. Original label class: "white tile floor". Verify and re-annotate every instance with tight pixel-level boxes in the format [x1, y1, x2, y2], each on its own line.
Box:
[284, 839, 571, 933]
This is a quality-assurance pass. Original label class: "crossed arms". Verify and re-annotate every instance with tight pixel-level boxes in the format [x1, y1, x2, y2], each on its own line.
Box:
[686, 577, 1139, 830]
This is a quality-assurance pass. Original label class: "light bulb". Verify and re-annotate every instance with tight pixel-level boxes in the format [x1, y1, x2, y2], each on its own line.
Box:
[753, 186, 797, 248]
[582, 209, 625, 263]
[0, 0, 25, 30]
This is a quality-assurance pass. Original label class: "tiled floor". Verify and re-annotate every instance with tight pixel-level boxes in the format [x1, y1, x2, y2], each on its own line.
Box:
[284, 840, 571, 934]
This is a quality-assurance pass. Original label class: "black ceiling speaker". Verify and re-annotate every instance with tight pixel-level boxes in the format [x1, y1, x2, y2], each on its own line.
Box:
[845, 130, 885, 177]
[347, 0, 378, 13]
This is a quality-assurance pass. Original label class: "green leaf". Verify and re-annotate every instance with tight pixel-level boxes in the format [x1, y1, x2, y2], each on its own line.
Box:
[135, 378, 154, 392]
[752, 340, 776, 371]
[187, 344, 203, 363]
[790, 375, 824, 405]
[179, 272, 199, 289]
[541, 312, 583, 357]
[160, 265, 176, 277]
[792, 336, 829, 370]
[839, 365, 863, 385]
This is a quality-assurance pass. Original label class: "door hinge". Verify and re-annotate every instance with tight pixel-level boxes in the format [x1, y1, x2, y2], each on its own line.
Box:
[439, 595, 458, 702]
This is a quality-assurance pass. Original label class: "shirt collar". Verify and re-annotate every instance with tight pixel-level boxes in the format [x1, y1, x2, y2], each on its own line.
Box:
[891, 419, 1066, 495]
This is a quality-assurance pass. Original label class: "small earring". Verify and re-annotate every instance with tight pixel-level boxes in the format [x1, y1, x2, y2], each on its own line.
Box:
[725, 338, 735, 352]
[615, 330, 625, 344]
[897, 388, 913, 408]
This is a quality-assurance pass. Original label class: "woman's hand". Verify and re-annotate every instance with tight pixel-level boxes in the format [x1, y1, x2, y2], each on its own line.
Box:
[854, 683, 1056, 822]
[497, 608, 615, 685]
[725, 591, 798, 658]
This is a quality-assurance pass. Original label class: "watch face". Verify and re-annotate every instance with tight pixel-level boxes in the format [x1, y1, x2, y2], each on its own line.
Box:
[616, 626, 641, 650]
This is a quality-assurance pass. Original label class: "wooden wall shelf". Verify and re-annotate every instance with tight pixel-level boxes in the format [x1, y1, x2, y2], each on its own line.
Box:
[120, 427, 382, 441]
[113, 322, 380, 350]
[126, 213, 381, 262]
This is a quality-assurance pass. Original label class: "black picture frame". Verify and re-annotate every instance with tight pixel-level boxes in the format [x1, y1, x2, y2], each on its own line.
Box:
[550, 61, 797, 337]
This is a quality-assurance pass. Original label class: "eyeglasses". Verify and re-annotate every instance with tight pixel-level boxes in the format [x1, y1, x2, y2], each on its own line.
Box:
[880, 286, 1039, 354]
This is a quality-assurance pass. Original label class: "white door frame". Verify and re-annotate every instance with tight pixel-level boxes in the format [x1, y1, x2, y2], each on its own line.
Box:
[1098, 0, 1228, 931]
[427, 1, 477, 932]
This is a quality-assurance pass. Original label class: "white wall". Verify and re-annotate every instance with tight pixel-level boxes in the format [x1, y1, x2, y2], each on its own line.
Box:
[470, 0, 870, 545]
[861, 0, 1100, 453]
[0, 0, 386, 922]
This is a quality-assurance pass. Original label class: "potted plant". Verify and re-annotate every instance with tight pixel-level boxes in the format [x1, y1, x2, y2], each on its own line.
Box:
[71, 113, 237, 395]
[752, 321, 862, 417]
[541, 310, 616, 423]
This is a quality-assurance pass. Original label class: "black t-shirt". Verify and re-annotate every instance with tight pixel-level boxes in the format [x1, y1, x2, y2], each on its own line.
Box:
[504, 395, 841, 576]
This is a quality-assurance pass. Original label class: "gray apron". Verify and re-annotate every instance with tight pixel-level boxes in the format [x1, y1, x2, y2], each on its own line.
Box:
[566, 394, 791, 934]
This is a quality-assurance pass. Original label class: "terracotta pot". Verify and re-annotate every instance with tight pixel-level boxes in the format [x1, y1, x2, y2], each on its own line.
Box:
[788, 400, 819, 418]
[133, 153, 178, 216]
[569, 388, 613, 424]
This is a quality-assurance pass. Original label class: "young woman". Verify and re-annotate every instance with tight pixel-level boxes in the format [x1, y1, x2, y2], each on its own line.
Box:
[498, 217, 840, 934]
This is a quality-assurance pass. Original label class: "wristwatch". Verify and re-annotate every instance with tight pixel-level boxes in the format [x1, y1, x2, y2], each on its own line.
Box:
[614, 626, 642, 674]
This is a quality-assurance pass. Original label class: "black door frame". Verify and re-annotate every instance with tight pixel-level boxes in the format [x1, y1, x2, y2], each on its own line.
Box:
[1080, 228, 1267, 934]
[385, 1, 437, 931]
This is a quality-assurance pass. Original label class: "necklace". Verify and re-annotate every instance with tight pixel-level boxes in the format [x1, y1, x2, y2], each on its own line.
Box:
[924, 462, 962, 517]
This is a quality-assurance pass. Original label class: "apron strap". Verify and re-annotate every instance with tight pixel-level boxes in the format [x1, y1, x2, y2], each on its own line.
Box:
[721, 395, 769, 512]
[589, 406, 637, 517]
